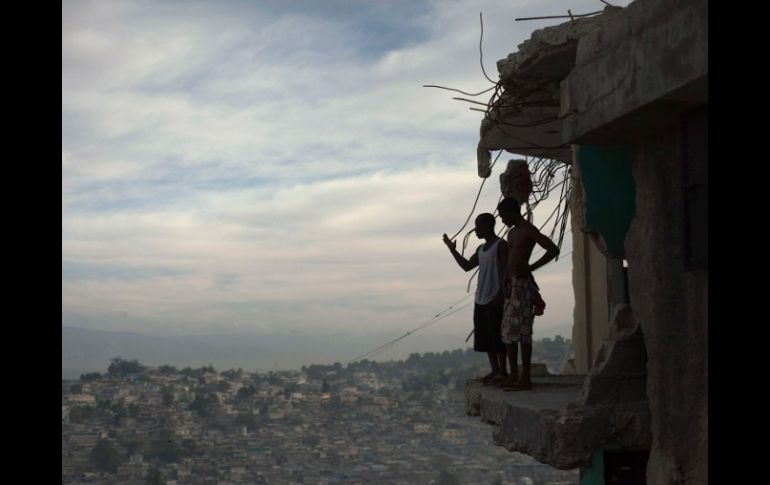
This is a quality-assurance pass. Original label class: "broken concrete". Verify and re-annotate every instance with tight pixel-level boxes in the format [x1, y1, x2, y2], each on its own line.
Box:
[477, 6, 626, 165]
[468, 2, 707, 480]
[561, 0, 708, 144]
[498, 159, 532, 202]
[576, 304, 647, 406]
[559, 358, 577, 376]
[465, 377, 650, 470]
[464, 308, 649, 470]
[496, 7, 623, 85]
[559, 1, 708, 481]
[476, 144, 492, 178]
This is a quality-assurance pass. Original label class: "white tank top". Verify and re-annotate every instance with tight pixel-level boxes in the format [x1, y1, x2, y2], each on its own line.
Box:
[475, 239, 502, 305]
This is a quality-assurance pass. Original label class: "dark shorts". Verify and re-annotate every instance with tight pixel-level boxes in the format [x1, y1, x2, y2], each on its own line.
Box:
[473, 301, 506, 353]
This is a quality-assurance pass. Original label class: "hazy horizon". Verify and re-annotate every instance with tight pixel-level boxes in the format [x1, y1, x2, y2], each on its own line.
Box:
[62, 323, 574, 380]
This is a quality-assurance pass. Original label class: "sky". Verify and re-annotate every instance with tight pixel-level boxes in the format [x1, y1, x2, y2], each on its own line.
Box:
[63, 0, 633, 356]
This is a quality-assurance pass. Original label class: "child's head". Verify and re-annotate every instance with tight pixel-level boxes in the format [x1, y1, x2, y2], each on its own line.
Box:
[497, 197, 522, 226]
[474, 213, 496, 239]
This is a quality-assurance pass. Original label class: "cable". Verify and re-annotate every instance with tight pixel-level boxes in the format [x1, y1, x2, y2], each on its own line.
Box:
[489, 119, 569, 150]
[466, 267, 480, 293]
[478, 12, 496, 84]
[515, 11, 603, 21]
[452, 96, 494, 107]
[352, 245, 576, 364]
[448, 149, 503, 241]
[421, 12, 502, 109]
[347, 296, 475, 363]
[422, 84, 496, 97]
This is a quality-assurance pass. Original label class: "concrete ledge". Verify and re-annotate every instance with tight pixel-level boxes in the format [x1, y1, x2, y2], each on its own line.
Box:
[465, 378, 651, 470]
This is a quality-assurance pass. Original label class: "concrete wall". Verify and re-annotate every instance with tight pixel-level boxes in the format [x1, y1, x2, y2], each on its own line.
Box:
[562, 0, 708, 145]
[625, 126, 708, 484]
[570, 118, 707, 484]
[562, 2, 707, 479]
[480, 0, 707, 481]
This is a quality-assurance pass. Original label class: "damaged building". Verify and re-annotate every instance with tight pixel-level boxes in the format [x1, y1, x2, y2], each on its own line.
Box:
[463, 0, 707, 483]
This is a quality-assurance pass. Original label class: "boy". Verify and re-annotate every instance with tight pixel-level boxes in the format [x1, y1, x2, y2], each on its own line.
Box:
[443, 213, 508, 384]
[497, 197, 559, 390]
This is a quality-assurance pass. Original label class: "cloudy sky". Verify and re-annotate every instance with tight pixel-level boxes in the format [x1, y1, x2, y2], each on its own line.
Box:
[63, 0, 631, 354]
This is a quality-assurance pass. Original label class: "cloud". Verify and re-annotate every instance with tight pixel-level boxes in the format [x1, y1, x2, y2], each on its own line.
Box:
[62, 0, 627, 340]
[62, 164, 575, 336]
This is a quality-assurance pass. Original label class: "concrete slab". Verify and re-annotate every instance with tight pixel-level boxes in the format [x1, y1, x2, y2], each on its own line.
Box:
[465, 377, 650, 470]
[465, 376, 584, 420]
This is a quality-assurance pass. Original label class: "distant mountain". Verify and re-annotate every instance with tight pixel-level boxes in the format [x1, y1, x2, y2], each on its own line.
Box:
[62, 326, 478, 379]
[63, 324, 575, 379]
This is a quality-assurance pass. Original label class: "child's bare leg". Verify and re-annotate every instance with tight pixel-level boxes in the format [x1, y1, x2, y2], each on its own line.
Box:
[496, 352, 508, 376]
[480, 352, 501, 384]
[499, 343, 519, 386]
[520, 342, 533, 388]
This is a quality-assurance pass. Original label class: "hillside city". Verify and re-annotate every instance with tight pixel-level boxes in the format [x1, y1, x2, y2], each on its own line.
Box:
[62, 337, 577, 484]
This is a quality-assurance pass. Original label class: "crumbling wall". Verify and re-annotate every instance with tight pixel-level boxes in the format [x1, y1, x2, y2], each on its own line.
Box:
[562, 0, 708, 144]
[569, 153, 611, 374]
[576, 304, 647, 406]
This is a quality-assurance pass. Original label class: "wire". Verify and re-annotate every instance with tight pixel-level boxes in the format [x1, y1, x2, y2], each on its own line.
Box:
[347, 295, 475, 363]
[489, 119, 569, 150]
[478, 12, 496, 84]
[423, 84, 496, 97]
[355, 302, 475, 362]
[495, 115, 559, 129]
[515, 11, 603, 21]
[349, 9, 590, 367]
[452, 96, 492, 107]
[421, 12, 501, 106]
[448, 149, 503, 241]
[466, 267, 480, 293]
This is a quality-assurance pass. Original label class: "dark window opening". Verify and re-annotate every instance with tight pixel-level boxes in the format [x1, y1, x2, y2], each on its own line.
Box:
[604, 449, 649, 485]
[682, 105, 708, 270]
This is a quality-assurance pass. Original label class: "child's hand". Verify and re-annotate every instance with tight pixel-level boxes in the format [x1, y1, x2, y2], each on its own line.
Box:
[442, 234, 456, 250]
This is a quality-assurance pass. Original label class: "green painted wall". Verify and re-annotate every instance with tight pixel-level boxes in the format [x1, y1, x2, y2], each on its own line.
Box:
[576, 145, 636, 258]
[580, 449, 605, 485]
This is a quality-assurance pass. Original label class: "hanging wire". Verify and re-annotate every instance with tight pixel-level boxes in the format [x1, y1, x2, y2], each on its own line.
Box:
[515, 11, 603, 21]
[488, 120, 569, 151]
[349, 157, 574, 365]
[479, 12, 496, 84]
[422, 84, 496, 97]
[348, 294, 475, 363]
[355, 10, 579, 366]
[422, 11, 500, 101]
[448, 149, 503, 241]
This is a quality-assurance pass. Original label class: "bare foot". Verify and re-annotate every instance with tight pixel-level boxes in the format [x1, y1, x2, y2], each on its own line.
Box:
[488, 373, 507, 385]
[504, 380, 533, 392]
[478, 371, 496, 384]
[498, 376, 520, 388]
